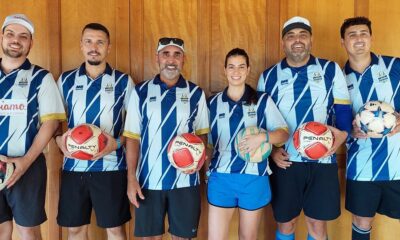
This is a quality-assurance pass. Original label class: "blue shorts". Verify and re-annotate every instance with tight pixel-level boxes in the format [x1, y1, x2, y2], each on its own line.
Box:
[207, 172, 271, 210]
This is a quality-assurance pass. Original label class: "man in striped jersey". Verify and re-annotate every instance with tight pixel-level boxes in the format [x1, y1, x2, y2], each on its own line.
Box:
[0, 14, 66, 240]
[55, 23, 133, 240]
[124, 38, 209, 239]
[341, 17, 400, 240]
[258, 16, 352, 240]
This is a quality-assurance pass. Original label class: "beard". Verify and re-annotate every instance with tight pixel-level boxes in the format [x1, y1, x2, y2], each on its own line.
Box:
[2, 44, 29, 59]
[87, 60, 102, 66]
[160, 64, 181, 80]
[285, 44, 311, 64]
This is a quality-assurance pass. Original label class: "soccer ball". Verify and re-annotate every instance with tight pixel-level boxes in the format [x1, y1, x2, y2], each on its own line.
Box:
[234, 126, 272, 163]
[167, 133, 206, 172]
[65, 124, 108, 160]
[355, 101, 397, 138]
[0, 155, 14, 191]
[293, 122, 334, 160]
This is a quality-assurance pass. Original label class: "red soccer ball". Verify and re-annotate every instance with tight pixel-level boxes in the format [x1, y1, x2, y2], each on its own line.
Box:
[65, 124, 107, 160]
[293, 122, 334, 160]
[167, 133, 206, 171]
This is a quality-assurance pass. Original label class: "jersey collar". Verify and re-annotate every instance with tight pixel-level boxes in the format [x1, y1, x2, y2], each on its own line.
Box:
[78, 62, 113, 77]
[344, 52, 379, 75]
[222, 84, 253, 105]
[281, 55, 316, 70]
[153, 74, 187, 88]
[0, 58, 31, 72]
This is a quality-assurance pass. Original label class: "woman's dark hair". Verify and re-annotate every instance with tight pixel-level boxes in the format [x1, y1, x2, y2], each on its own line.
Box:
[224, 48, 249, 67]
[225, 48, 258, 104]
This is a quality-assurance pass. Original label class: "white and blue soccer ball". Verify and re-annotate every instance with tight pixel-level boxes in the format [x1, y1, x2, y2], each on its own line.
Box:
[355, 101, 397, 138]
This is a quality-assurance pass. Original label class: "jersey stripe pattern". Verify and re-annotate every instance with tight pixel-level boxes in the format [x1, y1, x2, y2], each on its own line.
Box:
[0, 59, 66, 157]
[57, 63, 134, 172]
[123, 74, 209, 190]
[257, 56, 350, 163]
[208, 85, 287, 175]
[345, 53, 400, 181]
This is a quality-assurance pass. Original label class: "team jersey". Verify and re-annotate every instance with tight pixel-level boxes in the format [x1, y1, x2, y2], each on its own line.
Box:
[57, 63, 134, 172]
[0, 59, 66, 157]
[345, 53, 400, 181]
[123, 74, 209, 190]
[208, 85, 288, 175]
[257, 55, 350, 163]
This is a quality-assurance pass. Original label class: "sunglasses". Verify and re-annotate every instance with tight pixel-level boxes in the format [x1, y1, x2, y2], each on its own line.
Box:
[158, 37, 184, 47]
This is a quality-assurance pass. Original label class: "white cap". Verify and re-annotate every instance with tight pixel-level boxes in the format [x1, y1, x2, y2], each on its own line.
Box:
[156, 37, 185, 53]
[2, 14, 34, 35]
[282, 16, 311, 37]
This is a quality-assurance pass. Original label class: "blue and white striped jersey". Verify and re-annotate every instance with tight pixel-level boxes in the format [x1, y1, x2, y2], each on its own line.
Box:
[208, 85, 288, 175]
[0, 59, 66, 157]
[123, 74, 209, 190]
[258, 56, 350, 163]
[345, 53, 400, 181]
[57, 63, 134, 172]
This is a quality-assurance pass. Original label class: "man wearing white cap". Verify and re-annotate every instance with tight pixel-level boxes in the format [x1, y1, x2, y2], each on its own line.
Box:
[258, 16, 352, 240]
[0, 14, 66, 239]
[124, 37, 209, 239]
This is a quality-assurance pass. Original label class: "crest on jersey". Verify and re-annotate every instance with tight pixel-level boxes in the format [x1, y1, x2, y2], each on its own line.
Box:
[18, 78, 28, 87]
[377, 71, 388, 83]
[180, 94, 189, 104]
[312, 72, 323, 82]
[247, 107, 256, 118]
[105, 83, 114, 93]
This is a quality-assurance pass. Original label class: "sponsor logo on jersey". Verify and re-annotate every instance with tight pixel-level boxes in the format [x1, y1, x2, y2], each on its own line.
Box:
[105, 83, 114, 93]
[313, 72, 323, 82]
[0, 99, 28, 116]
[18, 78, 28, 87]
[150, 96, 157, 102]
[281, 79, 289, 85]
[348, 84, 354, 90]
[218, 113, 225, 119]
[76, 85, 84, 90]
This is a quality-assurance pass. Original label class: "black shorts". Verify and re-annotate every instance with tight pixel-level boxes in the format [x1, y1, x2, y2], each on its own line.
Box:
[270, 161, 340, 222]
[57, 170, 131, 228]
[345, 179, 400, 219]
[0, 154, 47, 227]
[134, 186, 201, 238]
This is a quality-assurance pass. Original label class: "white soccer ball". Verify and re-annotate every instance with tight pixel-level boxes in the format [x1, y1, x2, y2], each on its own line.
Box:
[355, 101, 397, 138]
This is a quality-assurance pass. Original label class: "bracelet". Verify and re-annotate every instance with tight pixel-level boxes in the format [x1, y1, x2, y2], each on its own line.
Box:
[116, 137, 121, 149]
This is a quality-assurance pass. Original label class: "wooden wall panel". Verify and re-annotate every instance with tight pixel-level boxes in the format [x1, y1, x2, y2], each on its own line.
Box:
[281, 0, 354, 66]
[60, 0, 130, 73]
[210, 0, 267, 93]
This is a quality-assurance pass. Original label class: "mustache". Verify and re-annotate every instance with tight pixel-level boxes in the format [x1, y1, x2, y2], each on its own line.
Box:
[88, 51, 100, 55]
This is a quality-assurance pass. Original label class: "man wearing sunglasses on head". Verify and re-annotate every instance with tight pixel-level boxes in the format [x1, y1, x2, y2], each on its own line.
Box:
[124, 38, 209, 239]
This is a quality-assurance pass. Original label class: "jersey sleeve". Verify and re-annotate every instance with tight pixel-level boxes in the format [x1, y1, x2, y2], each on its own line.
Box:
[333, 63, 351, 105]
[193, 91, 210, 136]
[38, 73, 66, 122]
[123, 88, 141, 140]
[264, 95, 288, 131]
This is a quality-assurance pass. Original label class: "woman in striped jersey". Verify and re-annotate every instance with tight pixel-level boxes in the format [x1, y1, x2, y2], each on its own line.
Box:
[207, 48, 289, 240]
